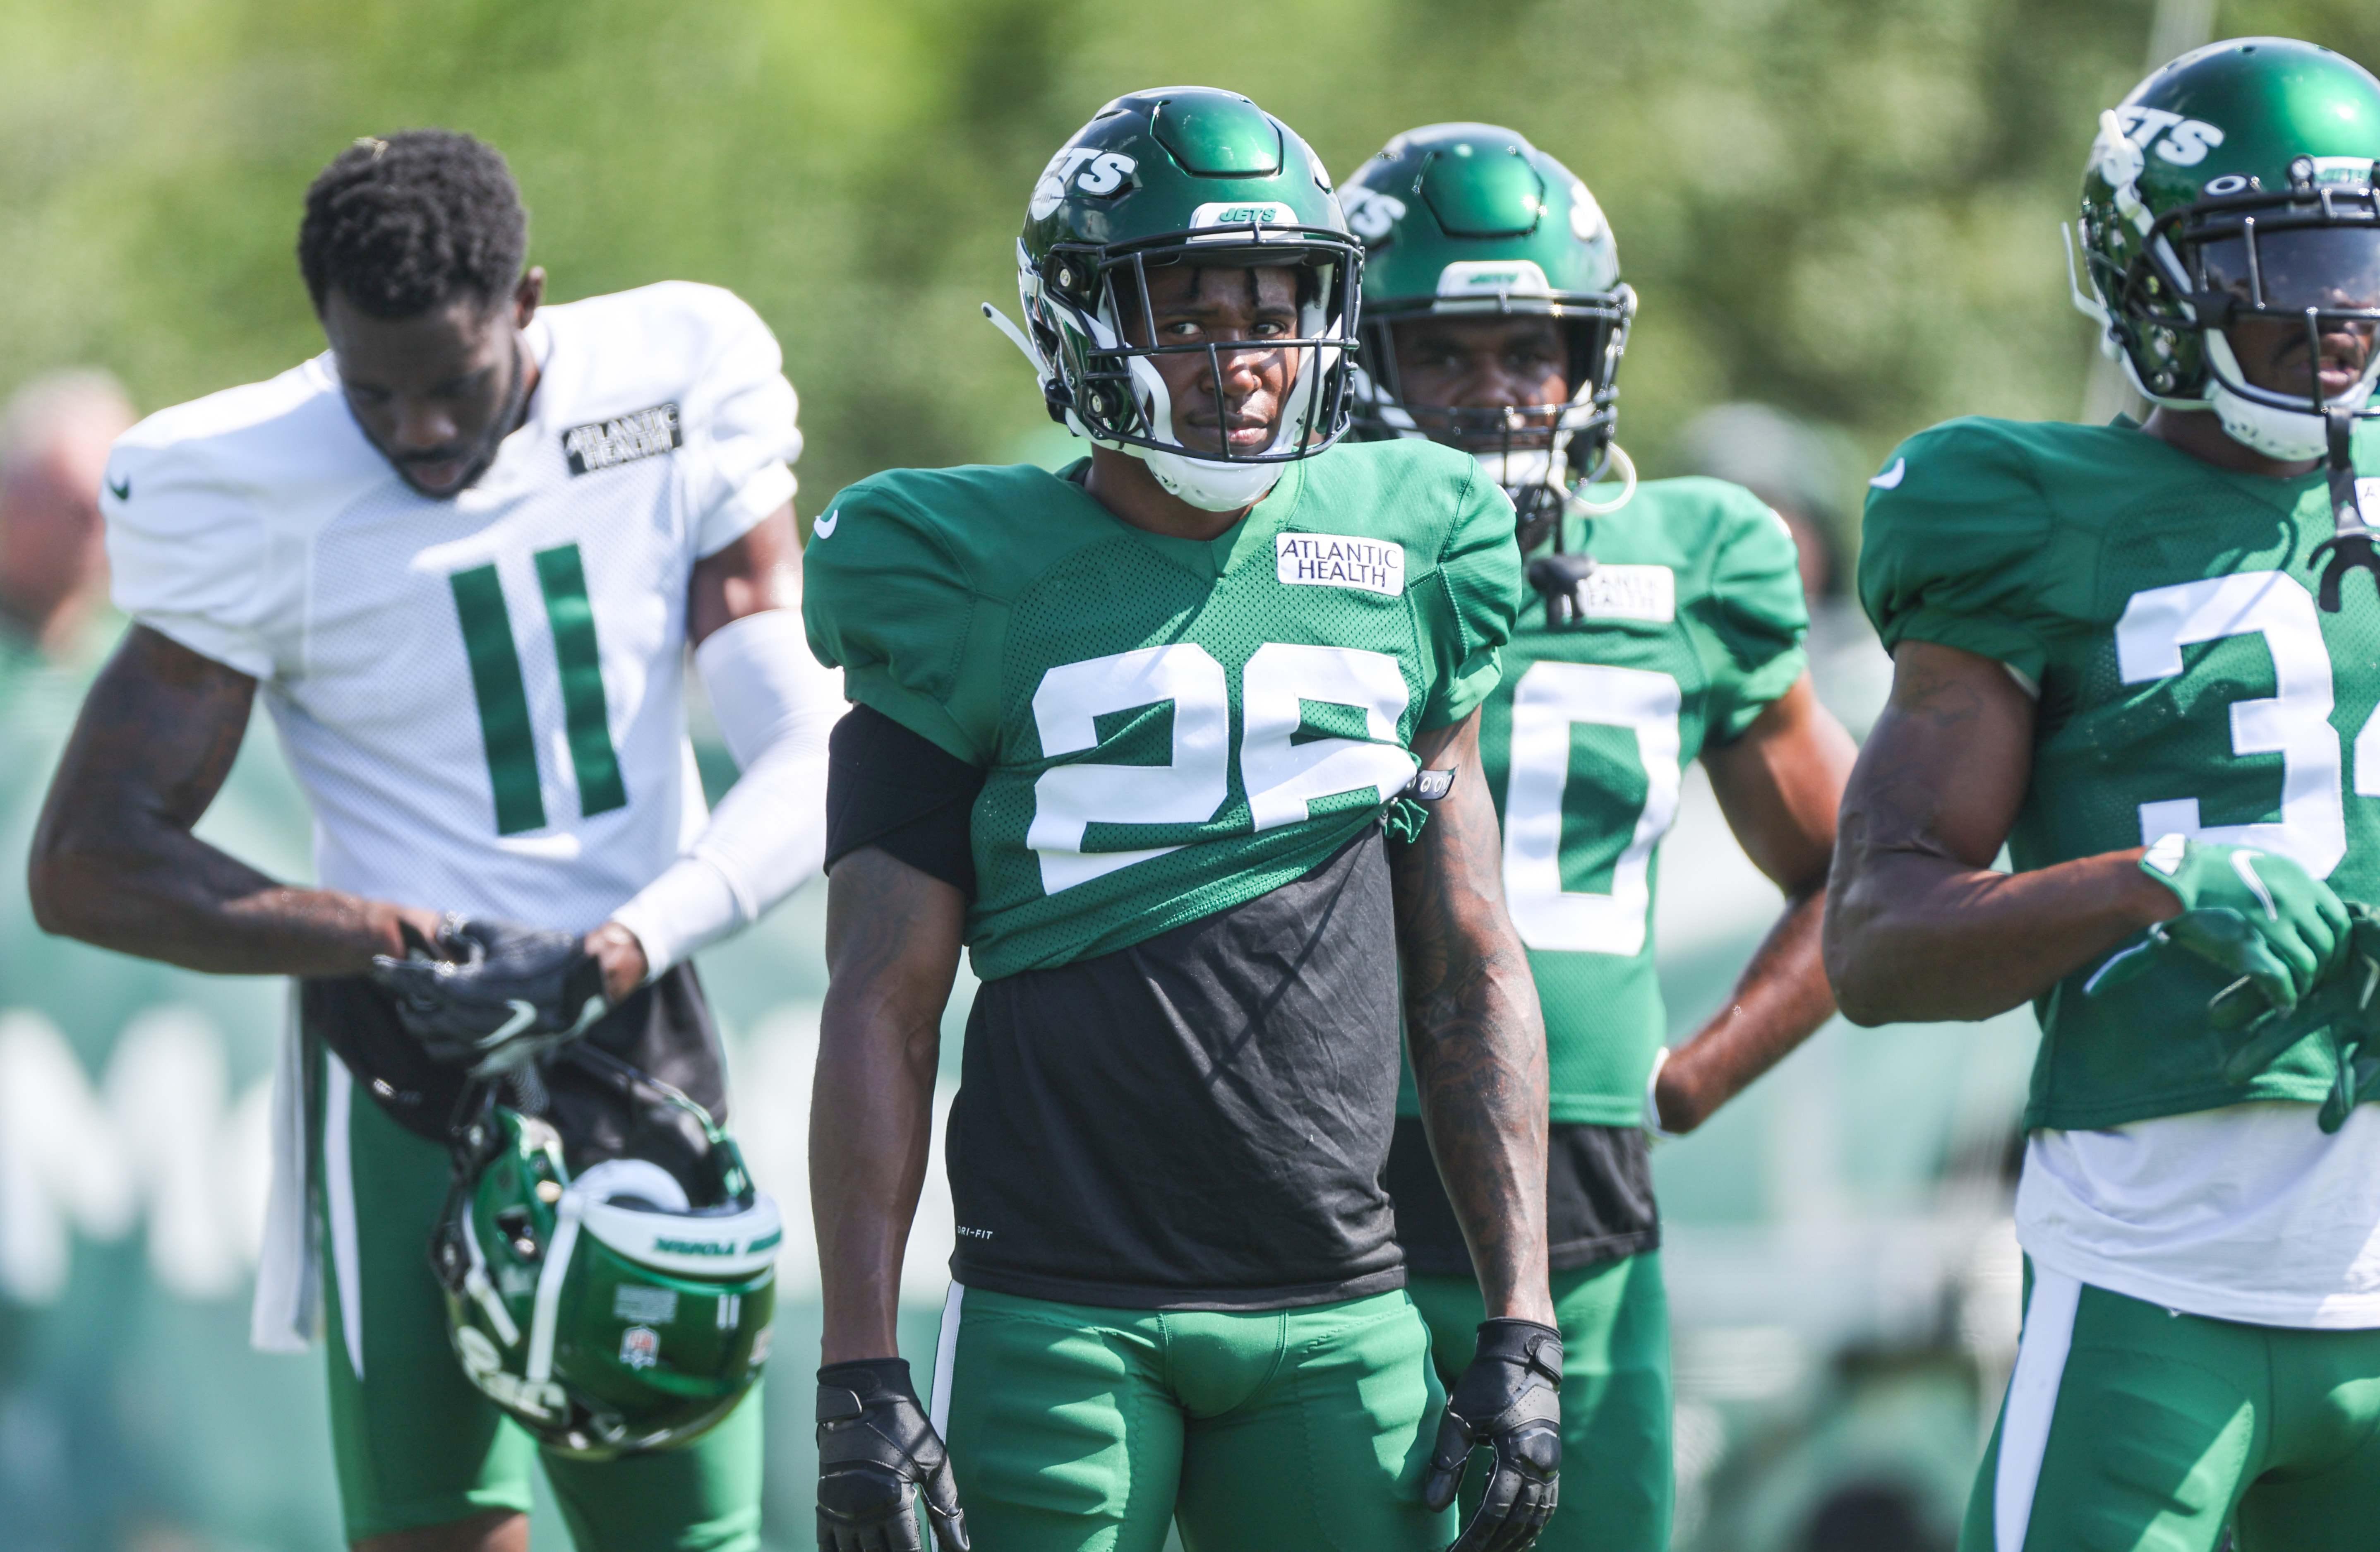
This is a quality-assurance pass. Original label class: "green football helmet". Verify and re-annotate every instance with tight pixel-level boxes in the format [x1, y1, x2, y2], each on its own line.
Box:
[2073, 37, 2380, 461]
[429, 1054, 780, 1459]
[1340, 123, 1636, 527]
[985, 86, 1361, 512]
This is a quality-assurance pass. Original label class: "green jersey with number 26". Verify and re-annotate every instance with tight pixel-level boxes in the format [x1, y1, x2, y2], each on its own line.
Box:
[1395, 477, 1809, 1127]
[1863, 416, 2380, 1131]
[801, 440, 1520, 981]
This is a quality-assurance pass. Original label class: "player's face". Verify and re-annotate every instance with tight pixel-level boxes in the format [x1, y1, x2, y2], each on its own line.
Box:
[2224, 314, 2377, 406]
[1121, 264, 1303, 457]
[1390, 314, 1570, 432]
[2203, 227, 2380, 406]
[321, 274, 541, 499]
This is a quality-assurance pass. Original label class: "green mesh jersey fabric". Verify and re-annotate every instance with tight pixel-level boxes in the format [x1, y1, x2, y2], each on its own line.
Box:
[803, 440, 1519, 980]
[1862, 415, 2380, 1131]
[1393, 476, 1808, 1125]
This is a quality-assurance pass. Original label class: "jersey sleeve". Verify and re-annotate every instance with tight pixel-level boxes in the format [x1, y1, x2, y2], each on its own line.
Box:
[1858, 419, 2059, 684]
[102, 438, 280, 680]
[800, 478, 989, 764]
[1701, 483, 1812, 743]
[1415, 459, 1523, 730]
[679, 289, 801, 557]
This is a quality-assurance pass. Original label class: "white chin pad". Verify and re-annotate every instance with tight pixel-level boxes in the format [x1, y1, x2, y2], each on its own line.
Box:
[1477, 447, 1565, 491]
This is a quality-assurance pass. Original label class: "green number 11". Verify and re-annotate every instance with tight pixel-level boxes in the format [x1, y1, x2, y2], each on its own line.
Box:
[449, 543, 627, 836]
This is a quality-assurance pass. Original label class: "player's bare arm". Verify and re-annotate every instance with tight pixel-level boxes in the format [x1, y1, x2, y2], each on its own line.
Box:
[811, 845, 965, 1365]
[1824, 639, 2176, 1025]
[1392, 709, 1557, 1327]
[1655, 673, 1858, 1133]
[29, 625, 443, 973]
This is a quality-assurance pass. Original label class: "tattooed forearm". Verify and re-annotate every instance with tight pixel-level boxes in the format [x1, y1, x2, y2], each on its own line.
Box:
[29, 625, 432, 974]
[1391, 711, 1553, 1324]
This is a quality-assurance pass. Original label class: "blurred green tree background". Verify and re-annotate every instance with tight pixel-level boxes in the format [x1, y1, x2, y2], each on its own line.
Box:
[7, 0, 2379, 522]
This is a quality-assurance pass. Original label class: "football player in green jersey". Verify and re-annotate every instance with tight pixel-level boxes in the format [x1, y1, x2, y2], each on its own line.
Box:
[1828, 38, 2380, 1552]
[1343, 125, 1859, 1552]
[802, 89, 1561, 1552]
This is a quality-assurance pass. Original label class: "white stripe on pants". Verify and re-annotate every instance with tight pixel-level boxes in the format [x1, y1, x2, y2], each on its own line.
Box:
[1994, 1266, 2083, 1552]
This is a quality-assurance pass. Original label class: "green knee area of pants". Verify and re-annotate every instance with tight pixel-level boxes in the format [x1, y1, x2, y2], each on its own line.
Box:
[1963, 1269, 2380, 1552]
[1406, 1252, 1674, 1552]
[931, 1284, 1454, 1552]
[317, 1054, 764, 1550]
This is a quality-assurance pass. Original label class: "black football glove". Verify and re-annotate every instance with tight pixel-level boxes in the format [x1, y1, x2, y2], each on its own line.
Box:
[816, 1358, 969, 1552]
[369, 914, 607, 1078]
[1425, 1319, 1562, 1552]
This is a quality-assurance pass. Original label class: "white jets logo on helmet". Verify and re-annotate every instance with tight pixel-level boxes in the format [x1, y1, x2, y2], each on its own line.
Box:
[1569, 182, 1606, 243]
[1341, 187, 1406, 243]
[1028, 149, 1139, 220]
[2116, 106, 2226, 167]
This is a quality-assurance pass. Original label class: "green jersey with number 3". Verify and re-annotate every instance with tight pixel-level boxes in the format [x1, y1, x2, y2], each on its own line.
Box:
[1862, 415, 2380, 1130]
[801, 440, 1520, 980]
[1397, 477, 1809, 1126]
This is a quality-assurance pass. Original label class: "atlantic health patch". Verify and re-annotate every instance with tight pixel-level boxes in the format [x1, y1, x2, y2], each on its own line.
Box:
[564, 402, 682, 476]
[1275, 531, 1404, 596]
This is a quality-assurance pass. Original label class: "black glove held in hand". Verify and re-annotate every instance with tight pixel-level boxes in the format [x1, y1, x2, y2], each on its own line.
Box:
[369, 915, 607, 1078]
[816, 1358, 970, 1552]
[1426, 1318, 1563, 1552]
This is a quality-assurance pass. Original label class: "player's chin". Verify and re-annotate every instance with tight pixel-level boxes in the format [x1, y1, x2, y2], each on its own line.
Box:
[399, 456, 479, 499]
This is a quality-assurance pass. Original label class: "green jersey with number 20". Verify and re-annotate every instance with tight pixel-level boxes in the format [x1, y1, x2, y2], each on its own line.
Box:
[1863, 416, 2380, 1131]
[801, 440, 1519, 981]
[1398, 477, 1808, 1127]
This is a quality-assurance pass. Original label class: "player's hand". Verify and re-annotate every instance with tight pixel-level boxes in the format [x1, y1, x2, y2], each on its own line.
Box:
[2092, 836, 2349, 1012]
[816, 1358, 969, 1552]
[369, 914, 609, 1077]
[1424, 1319, 1562, 1552]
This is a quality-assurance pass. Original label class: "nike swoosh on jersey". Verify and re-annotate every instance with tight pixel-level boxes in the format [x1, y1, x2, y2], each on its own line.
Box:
[107, 473, 131, 502]
[1868, 458, 1906, 490]
[812, 507, 840, 539]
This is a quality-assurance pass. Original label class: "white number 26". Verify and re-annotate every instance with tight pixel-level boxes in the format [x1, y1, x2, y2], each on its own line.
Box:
[1027, 643, 1418, 894]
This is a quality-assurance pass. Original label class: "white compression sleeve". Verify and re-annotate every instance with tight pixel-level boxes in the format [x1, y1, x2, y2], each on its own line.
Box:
[609, 607, 843, 976]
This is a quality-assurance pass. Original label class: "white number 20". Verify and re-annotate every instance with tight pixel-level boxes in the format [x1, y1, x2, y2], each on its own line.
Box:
[1500, 661, 1683, 957]
[1027, 643, 1416, 894]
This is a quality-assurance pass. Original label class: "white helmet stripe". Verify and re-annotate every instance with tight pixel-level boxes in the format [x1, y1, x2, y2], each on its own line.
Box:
[526, 1196, 583, 1385]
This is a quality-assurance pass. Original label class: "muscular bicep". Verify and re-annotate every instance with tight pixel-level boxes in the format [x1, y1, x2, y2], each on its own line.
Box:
[37, 627, 257, 856]
[688, 500, 799, 647]
[1703, 674, 1857, 894]
[823, 846, 967, 1031]
[1840, 639, 2037, 870]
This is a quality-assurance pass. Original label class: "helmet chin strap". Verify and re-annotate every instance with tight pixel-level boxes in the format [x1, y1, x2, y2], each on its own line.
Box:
[2310, 406, 2380, 612]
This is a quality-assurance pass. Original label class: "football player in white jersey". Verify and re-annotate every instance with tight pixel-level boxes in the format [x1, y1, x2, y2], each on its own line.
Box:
[28, 131, 839, 1552]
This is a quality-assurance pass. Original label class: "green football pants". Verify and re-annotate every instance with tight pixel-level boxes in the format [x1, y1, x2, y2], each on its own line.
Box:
[1407, 1251, 1673, 1552]
[314, 1050, 763, 1549]
[927, 1283, 1453, 1552]
[1965, 1264, 2380, 1552]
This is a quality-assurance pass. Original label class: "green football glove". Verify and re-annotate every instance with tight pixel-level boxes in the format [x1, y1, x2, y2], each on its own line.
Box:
[2088, 834, 2349, 1014]
[2211, 902, 2380, 1133]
